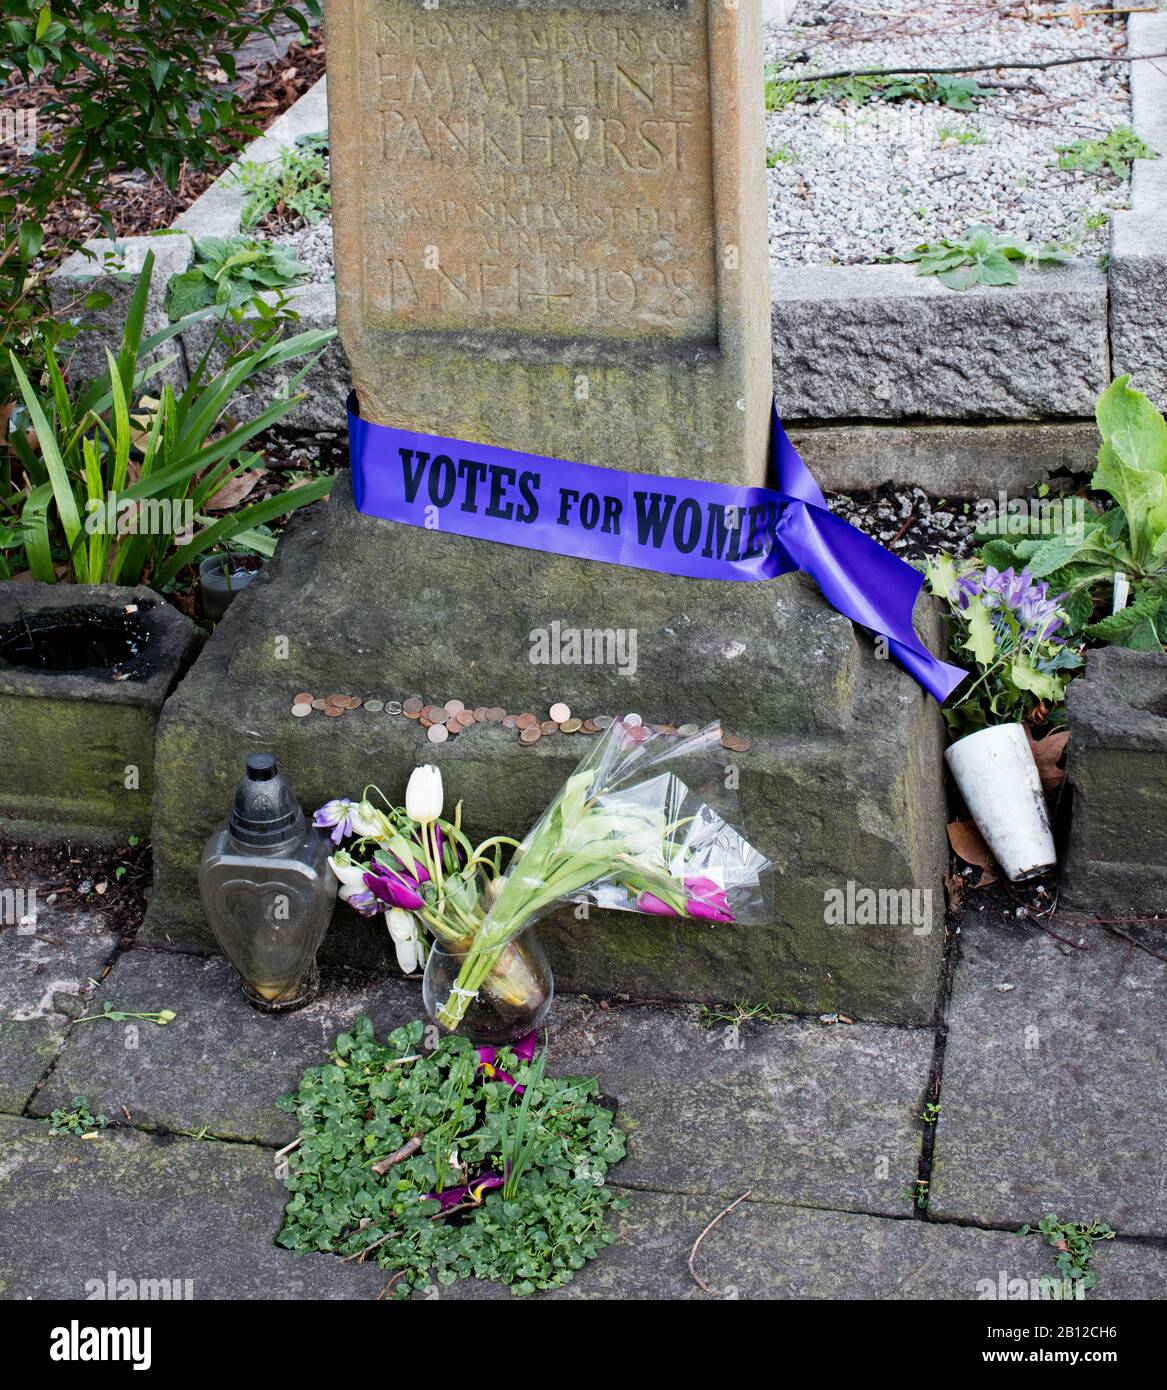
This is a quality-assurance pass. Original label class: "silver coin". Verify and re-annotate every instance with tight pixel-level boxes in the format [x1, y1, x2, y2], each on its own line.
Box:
[676, 722, 699, 736]
[364, 699, 385, 713]
[623, 712, 643, 728]
[593, 714, 614, 729]
[385, 700, 403, 715]
[290, 702, 313, 718]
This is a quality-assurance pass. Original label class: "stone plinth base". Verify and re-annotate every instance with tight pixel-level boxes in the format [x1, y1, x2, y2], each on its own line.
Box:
[146, 478, 948, 1024]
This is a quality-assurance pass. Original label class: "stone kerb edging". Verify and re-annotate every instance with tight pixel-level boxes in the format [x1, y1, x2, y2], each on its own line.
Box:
[50, 18, 1167, 494]
[1108, 11, 1167, 405]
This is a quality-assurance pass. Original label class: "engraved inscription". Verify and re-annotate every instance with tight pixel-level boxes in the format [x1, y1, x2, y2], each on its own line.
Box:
[359, 4, 718, 339]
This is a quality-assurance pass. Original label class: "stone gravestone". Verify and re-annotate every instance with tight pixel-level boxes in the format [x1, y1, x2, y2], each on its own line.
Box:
[328, 0, 771, 486]
[147, 0, 949, 1025]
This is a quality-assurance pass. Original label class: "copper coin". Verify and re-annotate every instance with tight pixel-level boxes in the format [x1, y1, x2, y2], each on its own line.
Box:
[721, 734, 752, 752]
[326, 693, 348, 706]
[456, 710, 476, 728]
[427, 723, 449, 743]
[291, 702, 313, 718]
[560, 717, 582, 734]
[445, 720, 460, 736]
[473, 706, 489, 722]
[364, 699, 385, 713]
[444, 698, 465, 717]
[486, 706, 506, 722]
[515, 712, 537, 730]
[627, 725, 649, 742]
[420, 705, 443, 723]
[293, 692, 314, 706]
[324, 706, 345, 718]
[657, 723, 677, 735]
[548, 701, 571, 723]
[580, 723, 600, 734]
[502, 715, 517, 729]
[403, 696, 423, 715]
[311, 699, 327, 710]
[519, 726, 541, 745]
[386, 700, 403, 715]
[346, 698, 364, 710]
[540, 720, 558, 735]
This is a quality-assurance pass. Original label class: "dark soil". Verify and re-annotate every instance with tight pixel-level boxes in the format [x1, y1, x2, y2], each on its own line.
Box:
[0, 837, 151, 946]
[1, 23, 325, 249]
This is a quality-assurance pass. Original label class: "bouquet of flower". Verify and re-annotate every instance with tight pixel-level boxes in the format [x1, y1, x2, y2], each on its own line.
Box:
[924, 555, 1082, 734]
[316, 770, 545, 1011]
[434, 718, 772, 1031]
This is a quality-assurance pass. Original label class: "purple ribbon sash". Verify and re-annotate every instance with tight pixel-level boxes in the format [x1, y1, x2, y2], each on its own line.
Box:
[347, 395, 966, 704]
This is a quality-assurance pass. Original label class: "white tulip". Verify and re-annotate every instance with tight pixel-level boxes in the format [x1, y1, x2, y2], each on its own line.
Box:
[386, 908, 416, 943]
[386, 909, 421, 975]
[328, 851, 368, 892]
[394, 933, 418, 975]
[406, 764, 444, 823]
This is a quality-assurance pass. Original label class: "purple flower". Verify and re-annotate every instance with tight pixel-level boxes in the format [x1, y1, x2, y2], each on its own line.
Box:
[639, 876, 735, 923]
[477, 1031, 538, 1092]
[422, 1172, 504, 1212]
[313, 798, 355, 845]
[343, 888, 381, 918]
[363, 867, 425, 911]
[953, 566, 1066, 644]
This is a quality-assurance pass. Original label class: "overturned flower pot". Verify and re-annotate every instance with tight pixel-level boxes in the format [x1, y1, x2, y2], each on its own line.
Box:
[945, 723, 1057, 882]
[0, 583, 202, 844]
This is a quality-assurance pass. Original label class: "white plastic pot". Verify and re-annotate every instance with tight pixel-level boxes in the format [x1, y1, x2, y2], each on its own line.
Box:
[944, 723, 1056, 882]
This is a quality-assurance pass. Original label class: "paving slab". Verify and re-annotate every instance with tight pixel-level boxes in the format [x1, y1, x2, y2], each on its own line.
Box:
[27, 948, 422, 1146]
[0, 1116, 387, 1300]
[0, 879, 119, 1114]
[930, 917, 1167, 1238]
[441, 1190, 1166, 1301]
[540, 996, 931, 1217]
[33, 948, 932, 1216]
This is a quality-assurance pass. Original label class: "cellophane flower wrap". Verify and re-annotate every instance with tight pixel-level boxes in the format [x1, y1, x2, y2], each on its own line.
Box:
[437, 718, 773, 1030]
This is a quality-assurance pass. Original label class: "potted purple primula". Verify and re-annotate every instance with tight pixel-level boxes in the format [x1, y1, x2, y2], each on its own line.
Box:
[925, 556, 1081, 881]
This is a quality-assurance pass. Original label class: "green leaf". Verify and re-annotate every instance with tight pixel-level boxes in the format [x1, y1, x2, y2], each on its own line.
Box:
[977, 251, 1019, 287]
[962, 596, 997, 665]
[1009, 661, 1062, 700]
[937, 263, 981, 292]
[1085, 587, 1167, 650]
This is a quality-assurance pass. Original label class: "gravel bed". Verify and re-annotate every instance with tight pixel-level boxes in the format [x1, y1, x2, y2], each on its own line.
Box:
[827, 484, 978, 563]
[272, 217, 334, 283]
[766, 0, 1137, 266]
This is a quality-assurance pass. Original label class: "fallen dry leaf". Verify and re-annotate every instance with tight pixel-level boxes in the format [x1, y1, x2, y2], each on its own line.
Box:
[206, 470, 264, 512]
[1026, 727, 1069, 794]
[943, 870, 965, 912]
[946, 818, 999, 887]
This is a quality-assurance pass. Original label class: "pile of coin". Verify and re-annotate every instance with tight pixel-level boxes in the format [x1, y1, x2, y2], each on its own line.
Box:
[287, 692, 750, 752]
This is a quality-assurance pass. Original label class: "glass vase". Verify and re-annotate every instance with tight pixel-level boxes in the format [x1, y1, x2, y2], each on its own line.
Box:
[422, 927, 553, 1044]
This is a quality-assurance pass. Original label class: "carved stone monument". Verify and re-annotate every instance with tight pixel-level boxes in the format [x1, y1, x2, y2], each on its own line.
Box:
[146, 0, 949, 1024]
